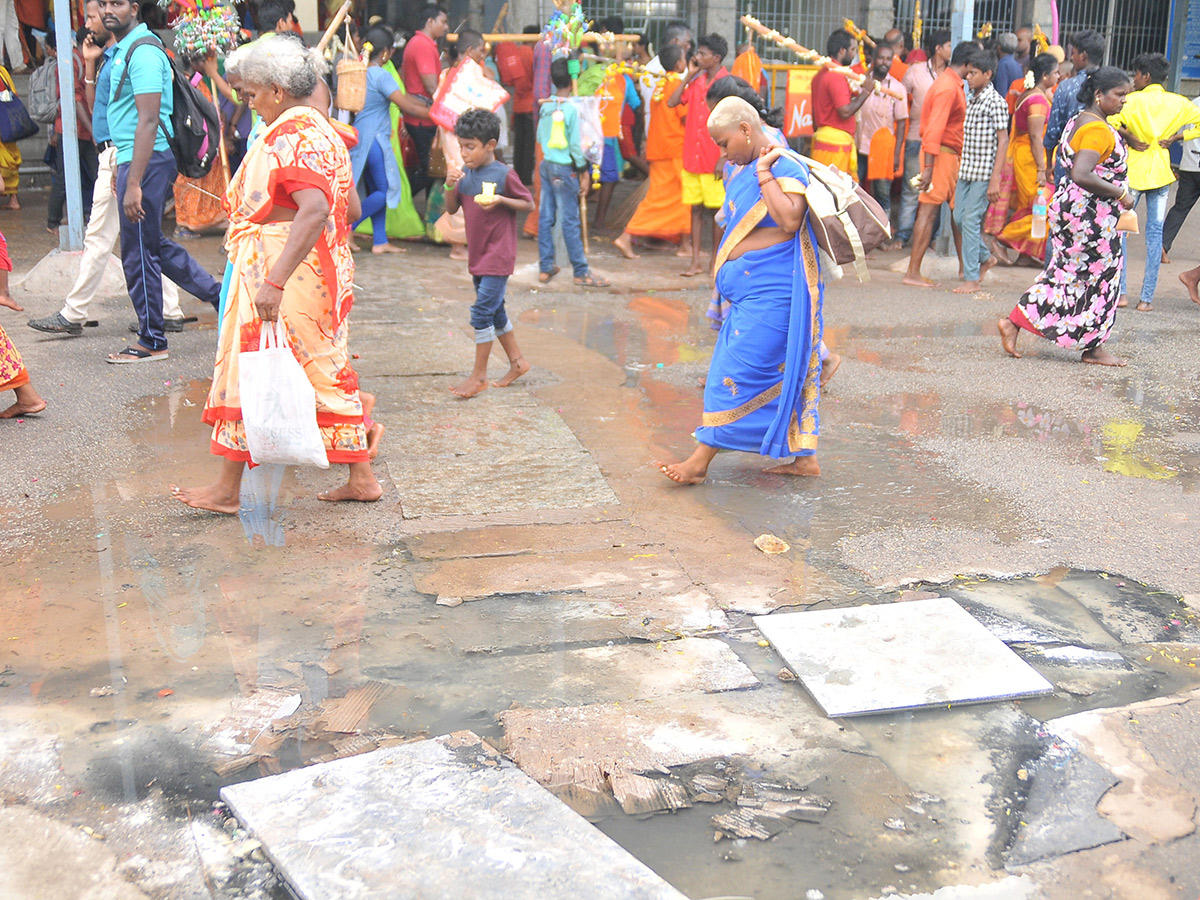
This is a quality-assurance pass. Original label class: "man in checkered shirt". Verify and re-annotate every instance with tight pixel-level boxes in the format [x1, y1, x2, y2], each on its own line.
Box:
[953, 50, 1011, 294]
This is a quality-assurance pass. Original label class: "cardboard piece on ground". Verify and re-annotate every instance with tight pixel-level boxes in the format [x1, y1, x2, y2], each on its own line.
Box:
[221, 732, 689, 900]
[754, 598, 1054, 717]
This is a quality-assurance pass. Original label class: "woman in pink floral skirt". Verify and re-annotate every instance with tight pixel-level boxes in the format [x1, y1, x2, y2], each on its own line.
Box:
[997, 67, 1136, 367]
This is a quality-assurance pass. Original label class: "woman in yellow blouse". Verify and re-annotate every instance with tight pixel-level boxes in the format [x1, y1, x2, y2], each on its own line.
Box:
[998, 67, 1135, 367]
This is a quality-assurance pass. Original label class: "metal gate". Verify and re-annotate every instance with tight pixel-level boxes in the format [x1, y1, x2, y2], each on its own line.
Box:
[737, 0, 871, 62]
[535, 0, 689, 45]
[1054, 0, 1171, 67]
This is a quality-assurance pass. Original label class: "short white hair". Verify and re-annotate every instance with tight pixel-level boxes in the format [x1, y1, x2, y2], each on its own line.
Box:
[225, 34, 328, 98]
[707, 96, 760, 133]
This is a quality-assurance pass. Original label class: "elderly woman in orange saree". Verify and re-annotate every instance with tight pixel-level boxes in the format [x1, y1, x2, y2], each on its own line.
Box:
[173, 36, 380, 513]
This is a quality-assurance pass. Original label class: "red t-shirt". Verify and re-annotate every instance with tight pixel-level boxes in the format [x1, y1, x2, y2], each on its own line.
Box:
[681, 66, 727, 175]
[811, 67, 855, 135]
[402, 30, 441, 127]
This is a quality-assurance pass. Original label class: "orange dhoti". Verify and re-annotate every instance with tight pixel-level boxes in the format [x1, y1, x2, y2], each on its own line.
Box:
[625, 157, 691, 242]
[811, 126, 856, 175]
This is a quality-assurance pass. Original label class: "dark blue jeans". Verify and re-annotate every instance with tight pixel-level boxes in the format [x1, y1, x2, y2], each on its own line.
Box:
[471, 275, 512, 343]
[537, 159, 589, 278]
[117, 151, 221, 351]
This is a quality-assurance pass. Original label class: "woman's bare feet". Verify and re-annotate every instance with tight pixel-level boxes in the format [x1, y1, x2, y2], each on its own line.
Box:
[1, 384, 45, 418]
[371, 242, 404, 254]
[820, 351, 841, 387]
[493, 356, 531, 387]
[656, 443, 719, 485]
[366, 423, 385, 460]
[1136, 301, 1153, 311]
[1161, 249, 1170, 264]
[360, 390, 376, 419]
[450, 376, 489, 398]
[1081, 347, 1126, 367]
[0, 292, 22, 311]
[1179, 266, 1200, 306]
[613, 232, 640, 259]
[1116, 294, 1128, 308]
[902, 274, 940, 287]
[763, 456, 820, 476]
[449, 245, 469, 261]
[0, 195, 20, 211]
[318, 462, 382, 502]
[171, 483, 240, 515]
[997, 317, 1022, 358]
[985, 235, 1014, 265]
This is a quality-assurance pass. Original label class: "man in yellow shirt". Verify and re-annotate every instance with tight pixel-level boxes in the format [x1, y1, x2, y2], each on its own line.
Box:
[1108, 52, 1200, 310]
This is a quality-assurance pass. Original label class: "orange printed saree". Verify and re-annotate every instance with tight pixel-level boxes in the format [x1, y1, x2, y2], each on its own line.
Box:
[0, 323, 29, 392]
[202, 105, 367, 465]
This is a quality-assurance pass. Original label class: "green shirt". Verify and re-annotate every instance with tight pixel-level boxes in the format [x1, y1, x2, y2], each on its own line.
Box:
[537, 97, 585, 169]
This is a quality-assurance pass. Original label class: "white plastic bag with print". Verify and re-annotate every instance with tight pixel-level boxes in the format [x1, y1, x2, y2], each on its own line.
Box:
[238, 320, 329, 468]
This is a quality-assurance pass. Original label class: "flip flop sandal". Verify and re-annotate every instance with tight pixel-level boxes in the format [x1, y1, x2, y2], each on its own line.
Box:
[107, 347, 169, 364]
[574, 275, 611, 288]
[538, 267, 561, 284]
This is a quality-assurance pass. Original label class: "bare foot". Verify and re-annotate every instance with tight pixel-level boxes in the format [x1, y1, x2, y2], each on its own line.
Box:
[1181, 267, 1200, 305]
[820, 351, 841, 388]
[0, 196, 20, 210]
[1081, 347, 1126, 367]
[979, 255, 999, 280]
[317, 479, 384, 502]
[0, 394, 46, 418]
[613, 232, 640, 260]
[1116, 294, 1128, 308]
[1161, 249, 1170, 264]
[680, 263, 705, 277]
[985, 235, 1014, 265]
[881, 238, 904, 251]
[997, 317, 1022, 358]
[0, 292, 22, 311]
[371, 243, 405, 254]
[492, 356, 531, 387]
[1136, 301, 1153, 311]
[675, 246, 692, 258]
[902, 274, 940, 287]
[449, 246, 469, 261]
[366, 422, 385, 460]
[953, 280, 983, 294]
[171, 483, 240, 515]
[763, 456, 820, 476]
[697, 374, 707, 388]
[656, 459, 708, 484]
[360, 390, 376, 419]
[450, 376, 489, 398]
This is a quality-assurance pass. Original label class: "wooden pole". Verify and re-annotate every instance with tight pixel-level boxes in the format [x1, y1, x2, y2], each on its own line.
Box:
[446, 31, 641, 44]
[491, 2, 509, 33]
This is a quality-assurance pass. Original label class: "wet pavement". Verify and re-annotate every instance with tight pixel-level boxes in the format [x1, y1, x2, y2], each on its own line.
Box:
[3, 186, 1200, 900]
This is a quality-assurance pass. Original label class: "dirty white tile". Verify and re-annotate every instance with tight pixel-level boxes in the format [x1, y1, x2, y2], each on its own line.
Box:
[221, 732, 687, 900]
[754, 598, 1053, 718]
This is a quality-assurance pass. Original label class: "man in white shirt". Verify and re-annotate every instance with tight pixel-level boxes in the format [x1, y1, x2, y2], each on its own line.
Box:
[1161, 95, 1200, 263]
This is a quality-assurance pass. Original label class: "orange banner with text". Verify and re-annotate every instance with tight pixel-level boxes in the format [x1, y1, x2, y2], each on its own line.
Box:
[783, 66, 819, 138]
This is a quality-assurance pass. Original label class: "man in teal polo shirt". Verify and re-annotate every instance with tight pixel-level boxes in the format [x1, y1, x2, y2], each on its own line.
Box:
[100, 0, 219, 363]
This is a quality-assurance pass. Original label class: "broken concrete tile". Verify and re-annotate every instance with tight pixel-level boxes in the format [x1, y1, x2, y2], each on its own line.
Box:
[1006, 748, 1124, 867]
[221, 732, 688, 900]
[1047, 694, 1199, 844]
[200, 689, 307, 763]
[755, 598, 1053, 717]
[711, 808, 794, 841]
[1054, 577, 1200, 645]
[738, 782, 833, 822]
[318, 682, 395, 734]
[609, 772, 690, 815]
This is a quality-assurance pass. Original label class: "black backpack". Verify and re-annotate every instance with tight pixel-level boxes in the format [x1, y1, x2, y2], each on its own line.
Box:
[115, 36, 220, 178]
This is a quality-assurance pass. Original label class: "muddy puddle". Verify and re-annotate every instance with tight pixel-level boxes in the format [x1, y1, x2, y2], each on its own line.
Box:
[4, 326, 1199, 899]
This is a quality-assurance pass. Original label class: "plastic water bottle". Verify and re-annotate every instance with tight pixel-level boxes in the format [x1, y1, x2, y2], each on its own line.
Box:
[1031, 187, 1050, 239]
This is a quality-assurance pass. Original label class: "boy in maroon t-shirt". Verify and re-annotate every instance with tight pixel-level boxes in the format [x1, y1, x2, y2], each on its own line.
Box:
[444, 109, 535, 399]
[668, 33, 729, 277]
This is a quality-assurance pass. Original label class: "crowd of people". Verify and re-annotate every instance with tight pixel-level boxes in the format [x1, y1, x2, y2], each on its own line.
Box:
[2, 4, 1199, 495]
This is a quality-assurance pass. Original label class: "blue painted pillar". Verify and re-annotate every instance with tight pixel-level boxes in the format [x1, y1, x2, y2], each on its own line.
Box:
[54, 0, 83, 251]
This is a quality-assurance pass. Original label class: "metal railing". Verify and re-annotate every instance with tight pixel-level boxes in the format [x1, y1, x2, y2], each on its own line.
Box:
[737, 0, 870, 62]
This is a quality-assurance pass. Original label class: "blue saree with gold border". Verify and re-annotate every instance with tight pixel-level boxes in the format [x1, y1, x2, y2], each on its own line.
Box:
[694, 149, 824, 459]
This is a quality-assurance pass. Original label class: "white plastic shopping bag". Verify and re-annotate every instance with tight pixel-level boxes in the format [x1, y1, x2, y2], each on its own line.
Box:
[238, 320, 329, 468]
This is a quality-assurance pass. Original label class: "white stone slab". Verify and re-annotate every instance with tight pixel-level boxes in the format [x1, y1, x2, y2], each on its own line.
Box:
[754, 598, 1054, 718]
[220, 732, 688, 900]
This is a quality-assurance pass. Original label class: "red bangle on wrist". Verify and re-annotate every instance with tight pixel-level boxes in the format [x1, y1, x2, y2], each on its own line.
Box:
[264, 277, 286, 291]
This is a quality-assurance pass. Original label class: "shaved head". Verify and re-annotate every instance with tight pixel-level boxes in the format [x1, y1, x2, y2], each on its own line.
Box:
[707, 96, 760, 134]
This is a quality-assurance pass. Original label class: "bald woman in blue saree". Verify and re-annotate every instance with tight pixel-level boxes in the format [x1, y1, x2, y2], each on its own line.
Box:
[659, 98, 824, 484]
